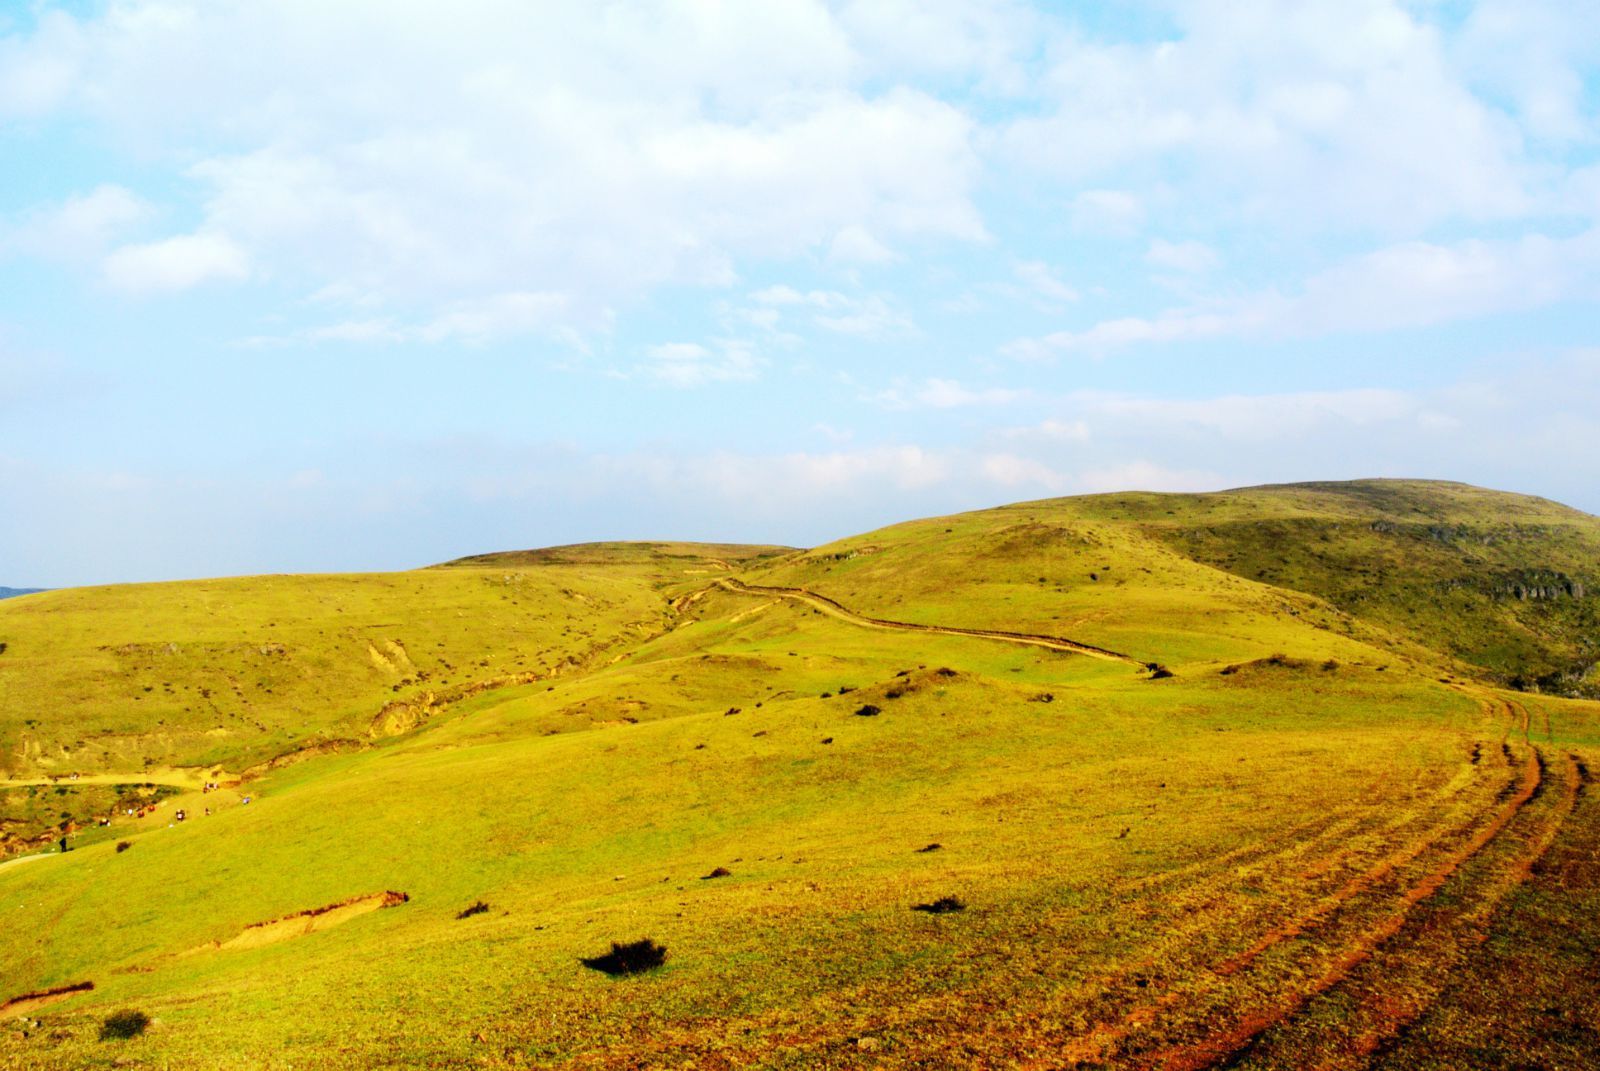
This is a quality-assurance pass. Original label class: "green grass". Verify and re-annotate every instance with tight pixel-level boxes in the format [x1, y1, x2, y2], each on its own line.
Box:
[0, 547, 773, 775]
[2, 481, 1598, 1068]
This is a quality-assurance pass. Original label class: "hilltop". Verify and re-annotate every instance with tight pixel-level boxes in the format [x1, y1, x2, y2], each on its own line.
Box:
[2, 480, 1599, 1069]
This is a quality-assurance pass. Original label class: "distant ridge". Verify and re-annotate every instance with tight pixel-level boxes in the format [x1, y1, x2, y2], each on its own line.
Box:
[0, 587, 45, 600]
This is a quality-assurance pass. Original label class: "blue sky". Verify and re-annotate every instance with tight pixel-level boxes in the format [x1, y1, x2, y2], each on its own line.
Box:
[3, 0, 1599, 586]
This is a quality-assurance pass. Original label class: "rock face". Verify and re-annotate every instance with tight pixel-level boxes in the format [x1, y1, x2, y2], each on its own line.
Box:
[1488, 571, 1587, 602]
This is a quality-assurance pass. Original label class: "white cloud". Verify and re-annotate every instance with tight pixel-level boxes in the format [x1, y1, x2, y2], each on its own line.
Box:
[1146, 239, 1219, 274]
[8, 185, 153, 261]
[0, 3, 986, 331]
[827, 225, 898, 265]
[1454, 0, 1599, 144]
[1074, 461, 1225, 495]
[980, 452, 1070, 492]
[1008, 227, 1600, 357]
[417, 291, 571, 343]
[102, 231, 249, 293]
[1069, 189, 1144, 235]
[748, 285, 914, 337]
[1085, 388, 1418, 443]
[1001, 418, 1091, 443]
[838, 0, 1040, 94]
[875, 377, 1029, 409]
[1013, 260, 1079, 305]
[641, 339, 760, 387]
[1008, 0, 1536, 232]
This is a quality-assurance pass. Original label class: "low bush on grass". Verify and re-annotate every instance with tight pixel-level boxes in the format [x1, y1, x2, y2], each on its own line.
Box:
[582, 938, 668, 976]
[912, 896, 966, 915]
[99, 1010, 150, 1040]
[456, 901, 490, 919]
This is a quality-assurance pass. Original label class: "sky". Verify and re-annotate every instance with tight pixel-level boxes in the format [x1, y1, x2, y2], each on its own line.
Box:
[2, 0, 1599, 586]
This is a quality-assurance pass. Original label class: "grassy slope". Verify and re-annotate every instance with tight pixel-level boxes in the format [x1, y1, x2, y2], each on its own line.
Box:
[750, 479, 1600, 688]
[2, 482, 1598, 1068]
[0, 547, 774, 778]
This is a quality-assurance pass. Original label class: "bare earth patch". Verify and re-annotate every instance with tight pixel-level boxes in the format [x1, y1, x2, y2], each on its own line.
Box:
[182, 891, 409, 956]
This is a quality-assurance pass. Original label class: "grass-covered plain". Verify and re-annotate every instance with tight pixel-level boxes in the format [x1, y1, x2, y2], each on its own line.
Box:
[2, 481, 1598, 1068]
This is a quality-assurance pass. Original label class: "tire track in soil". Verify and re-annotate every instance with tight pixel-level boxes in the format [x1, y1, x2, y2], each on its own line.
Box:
[1289, 750, 1585, 1071]
[1030, 695, 1510, 1068]
[1135, 722, 1546, 1071]
[1032, 751, 1513, 1068]
[1057, 752, 1496, 1046]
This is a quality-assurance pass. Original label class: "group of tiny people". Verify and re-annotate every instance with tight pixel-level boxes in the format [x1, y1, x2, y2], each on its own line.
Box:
[53, 776, 253, 853]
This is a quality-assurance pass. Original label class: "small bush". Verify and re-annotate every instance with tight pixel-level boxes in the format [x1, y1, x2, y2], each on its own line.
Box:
[100, 1010, 150, 1040]
[854, 704, 882, 717]
[115, 841, 131, 853]
[915, 842, 942, 853]
[703, 866, 732, 879]
[582, 938, 668, 976]
[1149, 666, 1175, 680]
[935, 667, 958, 677]
[912, 896, 966, 914]
[456, 901, 490, 919]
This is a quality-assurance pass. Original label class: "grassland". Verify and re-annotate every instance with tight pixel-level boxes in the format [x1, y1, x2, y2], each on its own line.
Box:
[2, 480, 1598, 1069]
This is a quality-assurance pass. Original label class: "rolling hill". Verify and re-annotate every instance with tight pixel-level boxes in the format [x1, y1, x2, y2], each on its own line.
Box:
[2, 479, 1598, 1069]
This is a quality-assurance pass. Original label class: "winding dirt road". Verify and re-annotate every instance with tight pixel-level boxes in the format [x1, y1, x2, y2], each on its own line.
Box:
[713, 578, 1146, 667]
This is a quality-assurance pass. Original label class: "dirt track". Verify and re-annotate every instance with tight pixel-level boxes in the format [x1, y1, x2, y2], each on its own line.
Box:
[713, 579, 1145, 666]
[1021, 689, 1585, 1070]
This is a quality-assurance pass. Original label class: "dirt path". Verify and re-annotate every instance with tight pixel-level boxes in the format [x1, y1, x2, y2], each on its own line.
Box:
[0, 852, 50, 874]
[713, 579, 1145, 666]
[0, 770, 211, 791]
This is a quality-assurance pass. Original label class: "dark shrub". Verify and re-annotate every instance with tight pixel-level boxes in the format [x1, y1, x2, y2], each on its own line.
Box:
[100, 1010, 150, 1040]
[837, 685, 855, 694]
[854, 704, 882, 717]
[820, 737, 834, 745]
[115, 841, 131, 853]
[703, 866, 732, 879]
[935, 667, 958, 677]
[915, 843, 942, 853]
[456, 901, 490, 919]
[1149, 666, 1175, 680]
[912, 896, 965, 914]
[582, 938, 668, 976]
